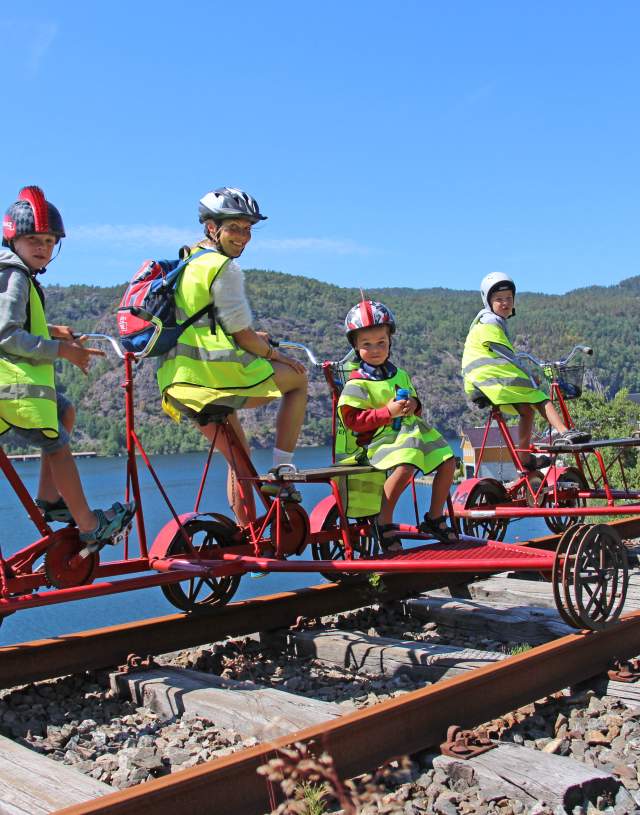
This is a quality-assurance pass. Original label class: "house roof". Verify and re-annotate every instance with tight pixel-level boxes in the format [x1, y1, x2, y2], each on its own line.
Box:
[461, 425, 518, 448]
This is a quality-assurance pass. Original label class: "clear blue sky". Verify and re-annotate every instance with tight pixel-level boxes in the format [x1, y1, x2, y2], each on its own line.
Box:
[3, 2, 639, 293]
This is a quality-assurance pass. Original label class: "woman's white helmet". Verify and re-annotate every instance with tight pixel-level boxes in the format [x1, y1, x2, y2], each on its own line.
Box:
[480, 272, 516, 312]
[198, 187, 267, 224]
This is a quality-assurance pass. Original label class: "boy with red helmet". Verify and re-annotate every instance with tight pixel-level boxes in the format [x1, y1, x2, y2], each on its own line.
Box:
[338, 298, 457, 551]
[1, 186, 135, 547]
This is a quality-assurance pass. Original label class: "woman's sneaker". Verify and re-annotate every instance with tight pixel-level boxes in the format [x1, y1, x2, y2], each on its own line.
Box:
[79, 501, 136, 551]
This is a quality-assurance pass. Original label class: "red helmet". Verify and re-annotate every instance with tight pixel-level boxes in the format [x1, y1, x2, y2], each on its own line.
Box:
[2, 186, 66, 247]
[344, 299, 396, 345]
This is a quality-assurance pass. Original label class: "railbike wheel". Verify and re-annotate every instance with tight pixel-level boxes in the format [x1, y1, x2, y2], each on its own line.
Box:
[311, 506, 379, 582]
[552, 524, 586, 628]
[552, 524, 629, 630]
[161, 517, 241, 611]
[461, 481, 510, 541]
[43, 527, 99, 589]
[544, 467, 588, 534]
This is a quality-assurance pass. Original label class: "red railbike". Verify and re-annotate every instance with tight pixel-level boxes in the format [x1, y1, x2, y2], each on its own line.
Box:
[0, 335, 630, 633]
[453, 345, 640, 546]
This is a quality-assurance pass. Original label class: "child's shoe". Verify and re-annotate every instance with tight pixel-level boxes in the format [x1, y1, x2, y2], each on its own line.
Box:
[419, 514, 458, 543]
[79, 501, 136, 550]
[35, 497, 74, 524]
[552, 429, 591, 446]
[376, 523, 403, 553]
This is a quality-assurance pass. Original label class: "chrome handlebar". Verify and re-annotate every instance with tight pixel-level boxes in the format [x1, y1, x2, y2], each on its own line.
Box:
[73, 315, 164, 360]
[74, 327, 352, 369]
[273, 340, 355, 368]
[517, 344, 593, 369]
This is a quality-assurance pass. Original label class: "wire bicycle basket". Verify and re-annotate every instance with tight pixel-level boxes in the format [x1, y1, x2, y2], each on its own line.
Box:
[544, 362, 585, 400]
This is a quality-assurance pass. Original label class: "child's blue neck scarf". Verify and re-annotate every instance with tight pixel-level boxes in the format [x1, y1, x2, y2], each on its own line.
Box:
[358, 359, 397, 381]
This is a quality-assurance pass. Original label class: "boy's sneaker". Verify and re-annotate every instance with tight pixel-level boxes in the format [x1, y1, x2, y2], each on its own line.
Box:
[35, 497, 74, 524]
[552, 429, 591, 446]
[79, 501, 136, 550]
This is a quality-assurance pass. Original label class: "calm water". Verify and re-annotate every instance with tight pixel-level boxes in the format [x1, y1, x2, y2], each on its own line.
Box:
[0, 443, 548, 645]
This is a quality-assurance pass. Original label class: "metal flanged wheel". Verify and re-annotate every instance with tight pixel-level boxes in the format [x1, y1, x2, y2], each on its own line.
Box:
[43, 527, 99, 589]
[311, 506, 379, 582]
[552, 524, 587, 628]
[161, 516, 241, 611]
[552, 524, 629, 630]
[461, 481, 509, 541]
[544, 467, 589, 534]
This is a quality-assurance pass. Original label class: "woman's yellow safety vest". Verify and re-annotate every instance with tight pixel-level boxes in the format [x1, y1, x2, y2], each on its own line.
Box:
[461, 315, 547, 414]
[157, 249, 274, 397]
[337, 366, 453, 481]
[0, 277, 58, 438]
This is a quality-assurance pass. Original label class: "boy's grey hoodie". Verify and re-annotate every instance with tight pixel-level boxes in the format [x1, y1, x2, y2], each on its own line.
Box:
[0, 249, 59, 362]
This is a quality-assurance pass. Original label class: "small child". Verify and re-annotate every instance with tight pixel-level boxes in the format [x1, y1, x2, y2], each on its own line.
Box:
[0, 186, 135, 547]
[461, 272, 590, 471]
[337, 299, 457, 552]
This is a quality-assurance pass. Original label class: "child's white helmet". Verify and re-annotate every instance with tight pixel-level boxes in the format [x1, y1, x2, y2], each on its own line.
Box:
[480, 272, 516, 310]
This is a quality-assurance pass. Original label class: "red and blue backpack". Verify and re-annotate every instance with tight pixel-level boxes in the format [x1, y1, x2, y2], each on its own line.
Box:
[117, 248, 214, 356]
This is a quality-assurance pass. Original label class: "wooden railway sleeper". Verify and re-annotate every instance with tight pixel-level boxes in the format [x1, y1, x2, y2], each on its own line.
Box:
[439, 724, 496, 759]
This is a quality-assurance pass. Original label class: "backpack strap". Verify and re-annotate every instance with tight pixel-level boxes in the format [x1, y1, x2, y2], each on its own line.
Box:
[169, 248, 217, 334]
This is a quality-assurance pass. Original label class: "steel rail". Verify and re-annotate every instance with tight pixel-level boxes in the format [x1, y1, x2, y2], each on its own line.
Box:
[0, 572, 472, 689]
[55, 610, 640, 815]
[2, 515, 638, 690]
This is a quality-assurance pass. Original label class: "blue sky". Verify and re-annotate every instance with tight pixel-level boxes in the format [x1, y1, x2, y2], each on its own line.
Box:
[3, 2, 639, 294]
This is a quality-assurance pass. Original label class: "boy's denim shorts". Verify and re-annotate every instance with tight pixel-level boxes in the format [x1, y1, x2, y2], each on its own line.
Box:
[6, 392, 72, 454]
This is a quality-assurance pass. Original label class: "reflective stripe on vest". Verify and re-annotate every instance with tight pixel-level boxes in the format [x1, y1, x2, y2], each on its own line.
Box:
[0, 278, 58, 438]
[337, 368, 453, 475]
[333, 470, 386, 518]
[157, 249, 274, 394]
[461, 317, 546, 407]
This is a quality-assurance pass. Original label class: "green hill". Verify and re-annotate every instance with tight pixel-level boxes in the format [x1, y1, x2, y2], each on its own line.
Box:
[5, 271, 639, 455]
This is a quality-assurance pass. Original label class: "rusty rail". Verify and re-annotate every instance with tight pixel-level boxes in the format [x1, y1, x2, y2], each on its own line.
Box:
[54, 610, 640, 815]
[2, 516, 638, 690]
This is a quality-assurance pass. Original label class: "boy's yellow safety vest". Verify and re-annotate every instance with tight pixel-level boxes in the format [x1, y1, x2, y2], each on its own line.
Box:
[461, 314, 547, 414]
[0, 278, 58, 438]
[335, 368, 453, 516]
[157, 249, 274, 397]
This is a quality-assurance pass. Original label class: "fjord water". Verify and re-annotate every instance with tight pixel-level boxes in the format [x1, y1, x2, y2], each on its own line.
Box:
[0, 444, 547, 646]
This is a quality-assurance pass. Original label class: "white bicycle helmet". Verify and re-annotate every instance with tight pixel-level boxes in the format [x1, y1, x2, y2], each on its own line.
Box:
[198, 187, 267, 224]
[344, 299, 396, 346]
[480, 272, 516, 311]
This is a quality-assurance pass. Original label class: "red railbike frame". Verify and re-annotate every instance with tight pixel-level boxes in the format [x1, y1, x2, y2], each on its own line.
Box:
[455, 379, 640, 521]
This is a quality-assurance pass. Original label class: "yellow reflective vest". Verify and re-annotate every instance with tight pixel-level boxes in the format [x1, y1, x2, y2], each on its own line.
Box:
[461, 311, 547, 414]
[0, 276, 58, 438]
[335, 368, 453, 516]
[157, 248, 274, 398]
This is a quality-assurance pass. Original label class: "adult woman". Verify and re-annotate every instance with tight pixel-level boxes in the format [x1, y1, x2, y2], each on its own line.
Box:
[157, 187, 307, 521]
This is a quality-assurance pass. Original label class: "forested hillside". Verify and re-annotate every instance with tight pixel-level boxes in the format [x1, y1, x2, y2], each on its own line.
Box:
[5, 271, 639, 455]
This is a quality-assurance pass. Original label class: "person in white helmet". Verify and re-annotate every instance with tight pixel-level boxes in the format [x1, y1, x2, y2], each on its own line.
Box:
[461, 273, 590, 472]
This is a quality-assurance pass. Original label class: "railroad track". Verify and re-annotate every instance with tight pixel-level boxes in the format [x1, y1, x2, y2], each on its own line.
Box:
[0, 519, 638, 814]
